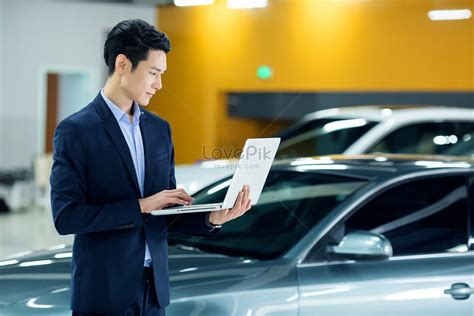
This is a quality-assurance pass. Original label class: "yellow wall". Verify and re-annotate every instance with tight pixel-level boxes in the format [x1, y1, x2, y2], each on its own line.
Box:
[151, 0, 473, 164]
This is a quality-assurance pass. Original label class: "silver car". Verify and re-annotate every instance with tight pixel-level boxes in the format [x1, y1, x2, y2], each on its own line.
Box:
[176, 105, 474, 194]
[1, 155, 473, 315]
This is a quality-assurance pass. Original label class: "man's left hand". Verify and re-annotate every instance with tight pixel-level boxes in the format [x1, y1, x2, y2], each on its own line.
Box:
[208, 185, 251, 225]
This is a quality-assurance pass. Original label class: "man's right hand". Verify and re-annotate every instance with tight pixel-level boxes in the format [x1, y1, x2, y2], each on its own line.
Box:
[139, 188, 193, 213]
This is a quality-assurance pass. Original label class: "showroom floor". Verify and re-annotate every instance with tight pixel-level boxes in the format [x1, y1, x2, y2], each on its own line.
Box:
[0, 207, 73, 258]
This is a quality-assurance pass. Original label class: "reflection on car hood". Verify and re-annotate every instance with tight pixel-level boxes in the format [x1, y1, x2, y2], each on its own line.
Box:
[168, 246, 266, 291]
[0, 247, 72, 313]
[0, 245, 266, 313]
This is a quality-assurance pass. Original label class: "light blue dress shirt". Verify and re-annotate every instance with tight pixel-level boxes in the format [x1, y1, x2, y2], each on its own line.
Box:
[100, 89, 152, 267]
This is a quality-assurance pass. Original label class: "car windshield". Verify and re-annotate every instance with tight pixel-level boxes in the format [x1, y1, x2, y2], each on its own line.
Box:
[276, 117, 377, 159]
[168, 170, 367, 260]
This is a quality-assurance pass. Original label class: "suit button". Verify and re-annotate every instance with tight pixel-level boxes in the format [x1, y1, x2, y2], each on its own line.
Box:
[144, 218, 149, 224]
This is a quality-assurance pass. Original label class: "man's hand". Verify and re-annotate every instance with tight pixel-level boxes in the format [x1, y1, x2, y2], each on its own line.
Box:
[208, 185, 252, 225]
[139, 188, 193, 213]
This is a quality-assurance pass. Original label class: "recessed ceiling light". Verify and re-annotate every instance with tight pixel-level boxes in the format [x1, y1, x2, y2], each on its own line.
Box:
[228, 0, 267, 9]
[174, 0, 214, 7]
[428, 9, 472, 21]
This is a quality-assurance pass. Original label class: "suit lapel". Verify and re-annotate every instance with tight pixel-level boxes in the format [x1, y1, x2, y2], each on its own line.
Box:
[103, 119, 141, 197]
[140, 115, 154, 197]
[93, 93, 141, 197]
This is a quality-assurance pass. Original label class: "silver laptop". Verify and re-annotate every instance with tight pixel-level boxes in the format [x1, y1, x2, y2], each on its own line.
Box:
[151, 138, 280, 216]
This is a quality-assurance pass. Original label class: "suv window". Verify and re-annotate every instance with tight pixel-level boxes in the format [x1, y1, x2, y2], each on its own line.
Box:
[344, 176, 470, 256]
[470, 177, 474, 251]
[369, 122, 458, 155]
[276, 118, 377, 159]
[454, 122, 474, 136]
[442, 122, 474, 158]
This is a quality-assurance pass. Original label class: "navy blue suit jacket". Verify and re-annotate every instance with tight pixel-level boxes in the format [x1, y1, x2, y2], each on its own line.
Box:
[50, 93, 213, 314]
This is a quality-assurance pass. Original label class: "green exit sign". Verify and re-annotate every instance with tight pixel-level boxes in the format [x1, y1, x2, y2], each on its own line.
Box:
[256, 65, 273, 80]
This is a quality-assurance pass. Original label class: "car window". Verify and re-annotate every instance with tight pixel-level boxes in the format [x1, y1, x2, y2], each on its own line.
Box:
[369, 123, 454, 154]
[470, 176, 474, 251]
[369, 122, 460, 155]
[442, 123, 474, 158]
[168, 170, 368, 260]
[454, 122, 474, 136]
[343, 176, 470, 256]
[276, 118, 377, 159]
[442, 134, 474, 158]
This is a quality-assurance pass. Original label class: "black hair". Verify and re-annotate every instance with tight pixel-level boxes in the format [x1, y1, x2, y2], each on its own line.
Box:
[104, 19, 171, 76]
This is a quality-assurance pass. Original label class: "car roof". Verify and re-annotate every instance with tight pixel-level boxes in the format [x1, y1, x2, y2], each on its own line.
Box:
[272, 154, 474, 180]
[302, 105, 474, 123]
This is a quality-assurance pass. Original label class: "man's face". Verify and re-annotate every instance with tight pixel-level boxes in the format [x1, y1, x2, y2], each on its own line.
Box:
[121, 49, 167, 106]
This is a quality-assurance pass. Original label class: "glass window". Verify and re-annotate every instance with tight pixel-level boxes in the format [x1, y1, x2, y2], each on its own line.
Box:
[168, 170, 367, 260]
[441, 122, 474, 158]
[276, 118, 377, 159]
[369, 122, 473, 155]
[343, 176, 469, 256]
[454, 122, 474, 136]
[469, 177, 474, 252]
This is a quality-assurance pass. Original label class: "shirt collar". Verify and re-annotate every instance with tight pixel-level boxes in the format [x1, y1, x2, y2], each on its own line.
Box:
[100, 89, 141, 125]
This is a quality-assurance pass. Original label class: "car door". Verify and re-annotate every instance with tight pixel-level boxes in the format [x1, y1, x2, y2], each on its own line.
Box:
[297, 174, 474, 316]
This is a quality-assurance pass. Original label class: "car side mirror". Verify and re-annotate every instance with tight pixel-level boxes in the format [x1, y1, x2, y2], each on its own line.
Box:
[327, 231, 393, 260]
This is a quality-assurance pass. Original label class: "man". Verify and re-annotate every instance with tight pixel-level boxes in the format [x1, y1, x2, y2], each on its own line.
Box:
[50, 19, 251, 315]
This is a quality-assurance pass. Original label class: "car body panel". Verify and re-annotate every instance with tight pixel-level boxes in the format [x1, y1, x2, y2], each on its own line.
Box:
[1, 155, 474, 315]
[298, 253, 474, 315]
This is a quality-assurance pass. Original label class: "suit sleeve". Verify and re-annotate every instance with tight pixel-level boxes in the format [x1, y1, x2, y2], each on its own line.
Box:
[164, 122, 215, 236]
[50, 120, 143, 235]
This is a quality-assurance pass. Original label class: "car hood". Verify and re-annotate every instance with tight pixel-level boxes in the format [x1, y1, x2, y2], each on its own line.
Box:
[0, 245, 267, 313]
